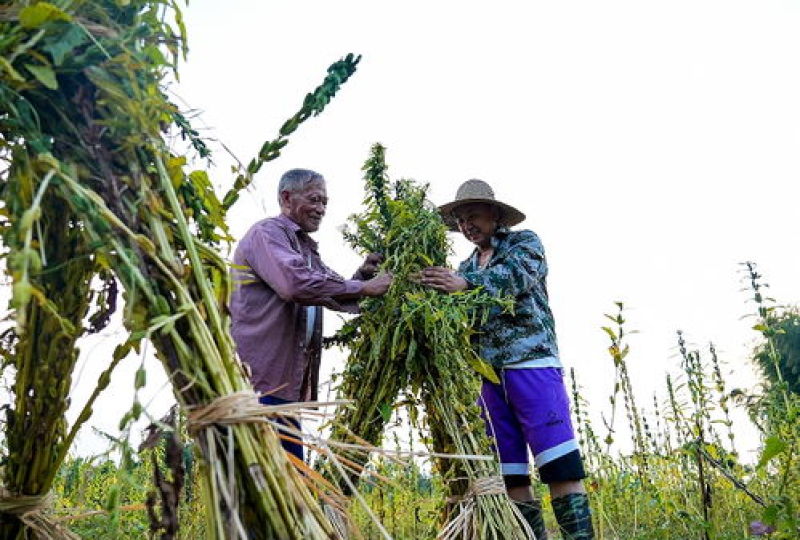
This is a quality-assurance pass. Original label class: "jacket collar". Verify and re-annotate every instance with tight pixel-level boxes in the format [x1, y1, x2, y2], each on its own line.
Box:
[491, 226, 511, 247]
[469, 227, 511, 266]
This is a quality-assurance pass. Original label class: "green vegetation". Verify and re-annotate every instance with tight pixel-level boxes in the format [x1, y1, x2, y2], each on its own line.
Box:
[0, 2, 797, 539]
[325, 143, 524, 539]
[0, 1, 359, 538]
[352, 264, 798, 539]
[753, 307, 800, 396]
[51, 450, 205, 539]
[16, 263, 796, 540]
[43, 268, 800, 538]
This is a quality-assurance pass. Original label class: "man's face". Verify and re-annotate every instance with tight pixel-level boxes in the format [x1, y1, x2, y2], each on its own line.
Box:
[453, 203, 499, 248]
[281, 182, 328, 232]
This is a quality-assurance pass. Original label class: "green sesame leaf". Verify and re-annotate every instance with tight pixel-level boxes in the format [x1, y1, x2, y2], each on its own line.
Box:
[42, 24, 86, 66]
[19, 2, 71, 29]
[379, 402, 392, 423]
[757, 436, 787, 470]
[470, 358, 500, 384]
[25, 64, 58, 90]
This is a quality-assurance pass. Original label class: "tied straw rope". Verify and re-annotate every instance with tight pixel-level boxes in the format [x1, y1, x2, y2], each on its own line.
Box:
[0, 488, 52, 516]
[0, 488, 79, 540]
[185, 390, 345, 434]
[467, 476, 506, 497]
[188, 393, 499, 464]
[438, 476, 528, 540]
[446, 475, 506, 504]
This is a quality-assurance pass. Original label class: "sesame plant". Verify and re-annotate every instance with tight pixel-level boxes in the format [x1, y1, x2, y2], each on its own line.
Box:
[0, 1, 360, 538]
[324, 143, 527, 539]
[741, 262, 799, 538]
[571, 286, 799, 540]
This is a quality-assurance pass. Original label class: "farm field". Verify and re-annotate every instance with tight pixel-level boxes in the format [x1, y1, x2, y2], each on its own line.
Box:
[42, 284, 800, 539]
[2, 1, 799, 539]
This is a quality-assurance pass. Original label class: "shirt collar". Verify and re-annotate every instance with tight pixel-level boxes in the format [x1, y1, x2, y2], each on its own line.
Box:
[275, 214, 318, 249]
[276, 213, 302, 232]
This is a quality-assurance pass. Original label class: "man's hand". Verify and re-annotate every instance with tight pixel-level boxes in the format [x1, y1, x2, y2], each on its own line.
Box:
[419, 267, 468, 293]
[361, 272, 393, 297]
[353, 253, 384, 281]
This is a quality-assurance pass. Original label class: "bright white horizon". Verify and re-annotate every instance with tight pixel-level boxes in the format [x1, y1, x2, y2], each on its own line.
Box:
[63, 1, 800, 461]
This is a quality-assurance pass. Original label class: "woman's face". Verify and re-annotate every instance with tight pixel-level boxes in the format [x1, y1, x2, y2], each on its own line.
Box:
[453, 203, 499, 249]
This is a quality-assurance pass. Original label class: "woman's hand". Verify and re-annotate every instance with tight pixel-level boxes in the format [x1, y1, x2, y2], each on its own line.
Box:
[419, 266, 468, 293]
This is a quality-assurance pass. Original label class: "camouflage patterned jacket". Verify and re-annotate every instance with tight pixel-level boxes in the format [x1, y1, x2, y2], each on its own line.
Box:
[457, 228, 562, 369]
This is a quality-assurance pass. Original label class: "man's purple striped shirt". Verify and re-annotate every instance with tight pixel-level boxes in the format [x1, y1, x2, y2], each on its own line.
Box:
[230, 214, 362, 401]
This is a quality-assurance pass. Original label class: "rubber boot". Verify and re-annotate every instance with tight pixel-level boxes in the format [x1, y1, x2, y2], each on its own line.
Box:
[514, 499, 548, 539]
[551, 493, 594, 539]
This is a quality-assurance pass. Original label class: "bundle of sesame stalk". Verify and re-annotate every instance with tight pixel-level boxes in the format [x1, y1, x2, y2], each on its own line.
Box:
[326, 144, 530, 539]
[0, 1, 360, 538]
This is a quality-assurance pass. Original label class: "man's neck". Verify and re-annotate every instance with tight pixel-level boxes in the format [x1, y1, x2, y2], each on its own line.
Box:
[278, 211, 303, 231]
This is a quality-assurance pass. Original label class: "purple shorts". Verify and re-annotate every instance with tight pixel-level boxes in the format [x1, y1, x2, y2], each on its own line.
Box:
[479, 368, 585, 483]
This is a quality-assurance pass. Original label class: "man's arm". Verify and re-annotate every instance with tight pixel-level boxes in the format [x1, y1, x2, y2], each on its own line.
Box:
[246, 223, 364, 304]
[329, 272, 393, 313]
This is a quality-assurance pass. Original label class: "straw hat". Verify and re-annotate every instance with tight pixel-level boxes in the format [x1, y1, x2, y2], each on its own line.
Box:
[438, 179, 526, 231]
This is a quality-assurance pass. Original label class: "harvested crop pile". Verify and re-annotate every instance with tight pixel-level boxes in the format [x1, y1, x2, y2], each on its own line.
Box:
[326, 143, 528, 539]
[0, 2, 357, 538]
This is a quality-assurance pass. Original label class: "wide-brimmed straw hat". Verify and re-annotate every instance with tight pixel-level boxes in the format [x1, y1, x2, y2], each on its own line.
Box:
[438, 179, 526, 231]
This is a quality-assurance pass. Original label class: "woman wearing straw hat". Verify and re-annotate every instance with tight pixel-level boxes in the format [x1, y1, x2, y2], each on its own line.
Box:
[420, 179, 594, 540]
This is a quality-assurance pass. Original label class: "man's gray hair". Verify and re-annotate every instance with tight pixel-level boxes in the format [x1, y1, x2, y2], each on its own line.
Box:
[278, 168, 325, 202]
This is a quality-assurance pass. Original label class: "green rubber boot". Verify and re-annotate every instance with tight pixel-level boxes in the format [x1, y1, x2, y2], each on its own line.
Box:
[551, 493, 594, 539]
[514, 499, 548, 539]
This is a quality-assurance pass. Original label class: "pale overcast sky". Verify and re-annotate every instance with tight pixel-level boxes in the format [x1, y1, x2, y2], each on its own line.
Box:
[66, 1, 800, 460]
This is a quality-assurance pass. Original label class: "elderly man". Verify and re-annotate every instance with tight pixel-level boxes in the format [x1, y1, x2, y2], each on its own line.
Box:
[231, 168, 391, 460]
[421, 179, 594, 540]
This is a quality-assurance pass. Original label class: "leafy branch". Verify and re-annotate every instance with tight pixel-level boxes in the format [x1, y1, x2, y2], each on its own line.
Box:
[221, 53, 361, 209]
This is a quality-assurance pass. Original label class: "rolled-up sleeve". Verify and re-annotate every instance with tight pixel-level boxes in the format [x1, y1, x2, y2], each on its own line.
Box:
[245, 224, 364, 304]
